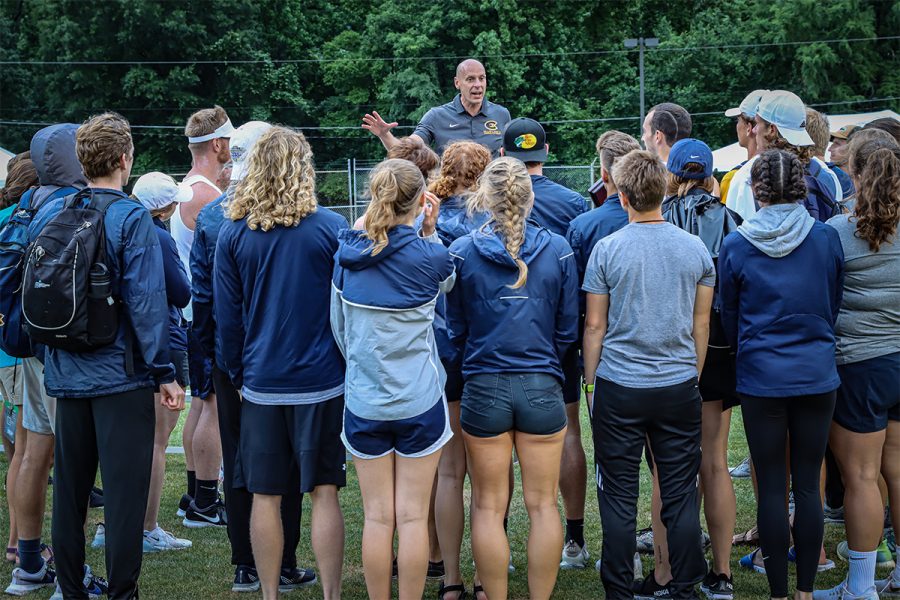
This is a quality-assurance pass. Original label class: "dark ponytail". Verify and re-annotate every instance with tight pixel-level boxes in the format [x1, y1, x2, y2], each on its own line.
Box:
[750, 149, 807, 206]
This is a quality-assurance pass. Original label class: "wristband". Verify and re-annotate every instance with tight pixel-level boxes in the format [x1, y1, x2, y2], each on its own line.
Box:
[583, 383, 594, 393]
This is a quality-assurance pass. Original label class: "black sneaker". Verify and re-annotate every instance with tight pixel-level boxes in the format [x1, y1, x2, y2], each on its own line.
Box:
[700, 570, 734, 600]
[427, 560, 445, 580]
[633, 569, 674, 600]
[89, 487, 104, 508]
[278, 567, 317, 592]
[392, 558, 398, 579]
[176, 493, 193, 518]
[182, 499, 227, 528]
[232, 565, 260, 593]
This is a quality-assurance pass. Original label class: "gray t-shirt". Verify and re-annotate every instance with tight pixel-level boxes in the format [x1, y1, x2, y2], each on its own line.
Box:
[583, 222, 716, 388]
[828, 214, 900, 364]
[413, 94, 510, 156]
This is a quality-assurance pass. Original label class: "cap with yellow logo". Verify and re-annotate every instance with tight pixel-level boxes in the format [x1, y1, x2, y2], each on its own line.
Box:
[502, 117, 548, 162]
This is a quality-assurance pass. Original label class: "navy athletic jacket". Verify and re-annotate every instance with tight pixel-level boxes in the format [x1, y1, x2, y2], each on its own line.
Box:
[29, 190, 175, 398]
[214, 208, 347, 403]
[446, 222, 579, 381]
[529, 174, 587, 237]
[190, 192, 227, 368]
[718, 205, 844, 397]
[154, 217, 190, 353]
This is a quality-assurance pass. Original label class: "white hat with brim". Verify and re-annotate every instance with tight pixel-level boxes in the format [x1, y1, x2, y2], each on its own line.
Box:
[756, 90, 814, 147]
[132, 172, 193, 211]
[724, 89, 770, 118]
[230, 121, 273, 182]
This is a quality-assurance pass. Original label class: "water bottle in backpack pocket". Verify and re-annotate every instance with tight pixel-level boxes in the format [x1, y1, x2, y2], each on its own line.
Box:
[21, 189, 124, 352]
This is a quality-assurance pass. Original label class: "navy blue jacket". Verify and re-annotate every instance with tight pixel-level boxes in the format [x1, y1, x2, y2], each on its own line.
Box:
[566, 193, 629, 286]
[828, 163, 855, 199]
[28, 189, 175, 398]
[529, 174, 587, 237]
[154, 217, 190, 353]
[718, 222, 844, 397]
[447, 222, 579, 380]
[190, 193, 227, 368]
[214, 208, 346, 400]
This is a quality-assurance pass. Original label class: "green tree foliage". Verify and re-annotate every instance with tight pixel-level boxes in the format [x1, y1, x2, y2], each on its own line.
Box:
[1, 0, 897, 174]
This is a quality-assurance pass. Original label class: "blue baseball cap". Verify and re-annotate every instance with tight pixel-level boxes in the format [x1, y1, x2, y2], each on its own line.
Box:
[667, 138, 713, 179]
[724, 89, 770, 119]
[756, 90, 814, 147]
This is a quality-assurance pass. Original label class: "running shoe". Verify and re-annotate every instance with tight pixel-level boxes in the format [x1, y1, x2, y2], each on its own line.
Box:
[49, 565, 108, 600]
[88, 487, 104, 509]
[729, 457, 751, 478]
[788, 546, 836, 572]
[835, 540, 896, 569]
[875, 574, 900, 598]
[812, 581, 878, 599]
[91, 523, 105, 548]
[5, 560, 56, 595]
[232, 565, 260, 593]
[427, 560, 445, 580]
[560, 540, 590, 569]
[739, 548, 766, 574]
[636, 527, 655, 554]
[278, 567, 317, 592]
[176, 493, 193, 518]
[700, 570, 734, 600]
[182, 499, 227, 528]
[594, 552, 643, 580]
[633, 569, 673, 599]
[824, 503, 845, 524]
[142, 527, 193, 552]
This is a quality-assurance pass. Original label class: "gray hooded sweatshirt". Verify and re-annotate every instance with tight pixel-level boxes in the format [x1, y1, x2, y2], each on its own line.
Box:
[737, 202, 814, 258]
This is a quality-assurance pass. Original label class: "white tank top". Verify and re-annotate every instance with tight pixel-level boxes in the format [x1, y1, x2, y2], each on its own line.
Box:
[174, 174, 222, 321]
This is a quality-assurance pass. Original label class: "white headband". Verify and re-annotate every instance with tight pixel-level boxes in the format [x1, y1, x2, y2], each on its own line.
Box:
[187, 119, 234, 144]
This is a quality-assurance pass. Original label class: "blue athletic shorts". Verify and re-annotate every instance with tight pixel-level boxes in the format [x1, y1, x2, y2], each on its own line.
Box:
[833, 351, 900, 434]
[342, 398, 452, 459]
[187, 326, 213, 400]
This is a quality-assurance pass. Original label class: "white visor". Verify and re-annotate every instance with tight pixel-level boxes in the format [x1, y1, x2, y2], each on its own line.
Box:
[187, 119, 234, 144]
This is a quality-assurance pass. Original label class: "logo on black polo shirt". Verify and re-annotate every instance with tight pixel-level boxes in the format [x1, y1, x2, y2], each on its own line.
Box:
[484, 120, 501, 135]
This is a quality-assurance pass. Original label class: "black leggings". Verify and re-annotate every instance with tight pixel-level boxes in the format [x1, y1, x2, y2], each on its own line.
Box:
[740, 391, 836, 598]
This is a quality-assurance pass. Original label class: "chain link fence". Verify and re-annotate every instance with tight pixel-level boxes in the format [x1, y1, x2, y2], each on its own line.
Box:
[317, 160, 596, 225]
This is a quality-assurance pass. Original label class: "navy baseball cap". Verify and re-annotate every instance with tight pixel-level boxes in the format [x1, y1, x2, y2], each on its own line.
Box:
[667, 138, 713, 179]
[503, 117, 548, 162]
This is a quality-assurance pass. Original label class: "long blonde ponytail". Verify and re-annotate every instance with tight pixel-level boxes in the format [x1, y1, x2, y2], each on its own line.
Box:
[364, 158, 425, 255]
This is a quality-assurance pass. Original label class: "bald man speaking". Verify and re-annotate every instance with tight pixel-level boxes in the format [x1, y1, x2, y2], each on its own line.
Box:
[362, 59, 511, 156]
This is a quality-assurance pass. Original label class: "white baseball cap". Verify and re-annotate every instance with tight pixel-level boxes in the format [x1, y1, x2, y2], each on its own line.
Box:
[756, 90, 814, 147]
[724, 89, 770, 119]
[230, 121, 272, 181]
[132, 172, 193, 211]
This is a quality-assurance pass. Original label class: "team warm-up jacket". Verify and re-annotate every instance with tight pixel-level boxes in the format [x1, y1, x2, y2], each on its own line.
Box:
[28, 190, 175, 397]
[719, 211, 845, 398]
[331, 225, 455, 421]
[189, 192, 227, 368]
[213, 207, 346, 403]
[529, 174, 587, 238]
[154, 217, 190, 353]
[446, 221, 579, 381]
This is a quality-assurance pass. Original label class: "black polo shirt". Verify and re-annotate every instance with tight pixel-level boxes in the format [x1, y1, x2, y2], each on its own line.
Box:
[413, 94, 511, 156]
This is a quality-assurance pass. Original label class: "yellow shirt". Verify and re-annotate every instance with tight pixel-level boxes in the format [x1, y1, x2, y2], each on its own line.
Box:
[719, 168, 739, 204]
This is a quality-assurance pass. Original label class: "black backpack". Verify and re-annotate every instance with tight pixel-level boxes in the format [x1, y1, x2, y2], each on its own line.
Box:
[21, 188, 124, 352]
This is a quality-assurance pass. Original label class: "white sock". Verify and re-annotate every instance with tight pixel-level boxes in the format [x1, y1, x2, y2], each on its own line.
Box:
[847, 549, 876, 596]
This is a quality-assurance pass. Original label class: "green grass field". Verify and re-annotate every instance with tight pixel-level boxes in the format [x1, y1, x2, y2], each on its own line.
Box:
[0, 403, 871, 598]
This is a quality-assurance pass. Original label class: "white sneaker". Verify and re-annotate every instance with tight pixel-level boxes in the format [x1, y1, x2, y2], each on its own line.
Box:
[813, 581, 878, 600]
[143, 527, 193, 552]
[594, 552, 643, 580]
[560, 540, 589, 569]
[91, 523, 106, 548]
[5, 561, 56, 595]
[875, 575, 900, 598]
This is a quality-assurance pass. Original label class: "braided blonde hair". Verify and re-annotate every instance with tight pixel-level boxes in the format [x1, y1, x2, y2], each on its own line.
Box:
[364, 159, 425, 255]
[473, 157, 532, 288]
[227, 127, 317, 231]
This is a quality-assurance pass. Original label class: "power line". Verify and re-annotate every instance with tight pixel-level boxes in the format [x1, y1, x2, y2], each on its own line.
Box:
[1, 35, 896, 66]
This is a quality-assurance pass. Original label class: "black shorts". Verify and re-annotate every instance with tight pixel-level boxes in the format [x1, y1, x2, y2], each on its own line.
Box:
[833, 352, 900, 434]
[699, 347, 739, 410]
[443, 362, 464, 403]
[561, 344, 582, 404]
[187, 326, 213, 400]
[461, 373, 567, 438]
[235, 395, 347, 494]
[172, 349, 189, 388]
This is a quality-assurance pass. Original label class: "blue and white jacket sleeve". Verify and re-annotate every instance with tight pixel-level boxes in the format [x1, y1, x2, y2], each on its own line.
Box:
[445, 247, 467, 365]
[329, 265, 347, 359]
[213, 228, 245, 388]
[190, 211, 215, 358]
[421, 230, 457, 293]
[121, 209, 175, 385]
[555, 242, 579, 360]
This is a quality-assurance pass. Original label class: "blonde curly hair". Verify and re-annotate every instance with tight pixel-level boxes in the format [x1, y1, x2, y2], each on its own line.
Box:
[227, 127, 317, 230]
[472, 157, 532, 289]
